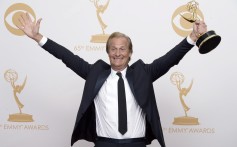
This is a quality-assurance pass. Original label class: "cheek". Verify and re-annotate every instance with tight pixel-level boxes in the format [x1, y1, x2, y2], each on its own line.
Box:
[125, 53, 132, 59]
[108, 53, 113, 58]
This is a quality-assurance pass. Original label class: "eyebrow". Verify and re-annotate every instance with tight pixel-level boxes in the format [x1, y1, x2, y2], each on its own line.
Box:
[110, 45, 127, 48]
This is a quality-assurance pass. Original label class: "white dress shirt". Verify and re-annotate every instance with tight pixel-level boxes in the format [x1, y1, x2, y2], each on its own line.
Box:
[94, 68, 146, 139]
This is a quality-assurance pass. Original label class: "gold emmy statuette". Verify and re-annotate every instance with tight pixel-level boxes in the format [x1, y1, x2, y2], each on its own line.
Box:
[4, 69, 33, 122]
[170, 72, 199, 125]
[181, 0, 221, 54]
[90, 0, 110, 43]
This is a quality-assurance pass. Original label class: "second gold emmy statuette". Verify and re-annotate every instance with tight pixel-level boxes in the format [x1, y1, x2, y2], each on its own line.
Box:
[4, 69, 33, 122]
[170, 72, 199, 125]
[181, 0, 221, 54]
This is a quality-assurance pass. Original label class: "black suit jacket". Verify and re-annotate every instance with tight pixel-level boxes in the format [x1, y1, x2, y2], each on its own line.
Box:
[42, 38, 194, 147]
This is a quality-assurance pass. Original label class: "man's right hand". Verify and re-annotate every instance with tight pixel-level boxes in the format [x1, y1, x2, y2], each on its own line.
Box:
[17, 12, 43, 43]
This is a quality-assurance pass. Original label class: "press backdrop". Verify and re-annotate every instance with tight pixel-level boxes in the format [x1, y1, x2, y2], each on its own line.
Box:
[1, 0, 237, 147]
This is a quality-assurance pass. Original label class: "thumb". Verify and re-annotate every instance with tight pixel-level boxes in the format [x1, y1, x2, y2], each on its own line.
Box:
[36, 18, 42, 28]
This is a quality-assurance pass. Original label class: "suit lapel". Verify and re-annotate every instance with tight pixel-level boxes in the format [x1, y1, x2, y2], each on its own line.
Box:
[126, 67, 136, 97]
[93, 69, 111, 97]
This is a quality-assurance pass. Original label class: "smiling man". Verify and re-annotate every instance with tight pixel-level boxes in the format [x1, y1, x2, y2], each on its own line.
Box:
[106, 34, 132, 71]
[18, 12, 206, 147]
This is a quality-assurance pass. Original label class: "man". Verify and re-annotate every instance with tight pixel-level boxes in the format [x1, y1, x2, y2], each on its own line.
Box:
[17, 13, 207, 147]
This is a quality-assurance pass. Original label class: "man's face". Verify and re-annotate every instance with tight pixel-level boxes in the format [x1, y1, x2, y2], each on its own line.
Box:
[108, 37, 132, 71]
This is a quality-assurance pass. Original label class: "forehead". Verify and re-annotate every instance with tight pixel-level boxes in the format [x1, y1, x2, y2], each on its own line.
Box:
[109, 37, 129, 48]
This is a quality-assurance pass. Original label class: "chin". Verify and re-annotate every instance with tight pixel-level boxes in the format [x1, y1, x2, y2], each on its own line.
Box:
[112, 65, 122, 70]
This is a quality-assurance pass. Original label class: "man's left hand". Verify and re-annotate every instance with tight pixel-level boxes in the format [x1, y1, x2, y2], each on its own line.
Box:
[190, 20, 207, 42]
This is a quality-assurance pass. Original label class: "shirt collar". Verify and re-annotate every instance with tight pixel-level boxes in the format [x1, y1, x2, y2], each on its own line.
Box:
[111, 67, 127, 78]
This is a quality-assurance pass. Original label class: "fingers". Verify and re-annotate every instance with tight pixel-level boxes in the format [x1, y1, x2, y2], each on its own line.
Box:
[36, 18, 42, 27]
[198, 21, 207, 35]
[21, 12, 29, 23]
[190, 20, 207, 41]
[15, 23, 24, 30]
[18, 16, 25, 28]
[194, 20, 200, 25]
[18, 13, 27, 28]
[193, 20, 207, 36]
[17, 12, 42, 28]
[194, 20, 206, 26]
[26, 12, 32, 22]
[198, 21, 207, 28]
[18, 12, 31, 26]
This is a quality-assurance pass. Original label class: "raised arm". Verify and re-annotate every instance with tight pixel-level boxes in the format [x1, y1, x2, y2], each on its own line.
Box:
[145, 20, 207, 82]
[17, 12, 91, 79]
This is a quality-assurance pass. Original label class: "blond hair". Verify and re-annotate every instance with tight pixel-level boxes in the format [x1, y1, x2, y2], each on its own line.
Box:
[106, 32, 133, 54]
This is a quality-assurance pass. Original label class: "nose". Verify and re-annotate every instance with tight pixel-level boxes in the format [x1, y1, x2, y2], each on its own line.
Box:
[115, 49, 120, 56]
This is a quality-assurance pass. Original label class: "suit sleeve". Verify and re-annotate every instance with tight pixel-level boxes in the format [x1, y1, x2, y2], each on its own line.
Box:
[145, 38, 194, 82]
[41, 39, 91, 80]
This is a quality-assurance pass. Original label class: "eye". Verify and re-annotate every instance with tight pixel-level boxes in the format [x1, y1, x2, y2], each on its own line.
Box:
[109, 48, 116, 53]
[172, 5, 204, 37]
[4, 3, 36, 36]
